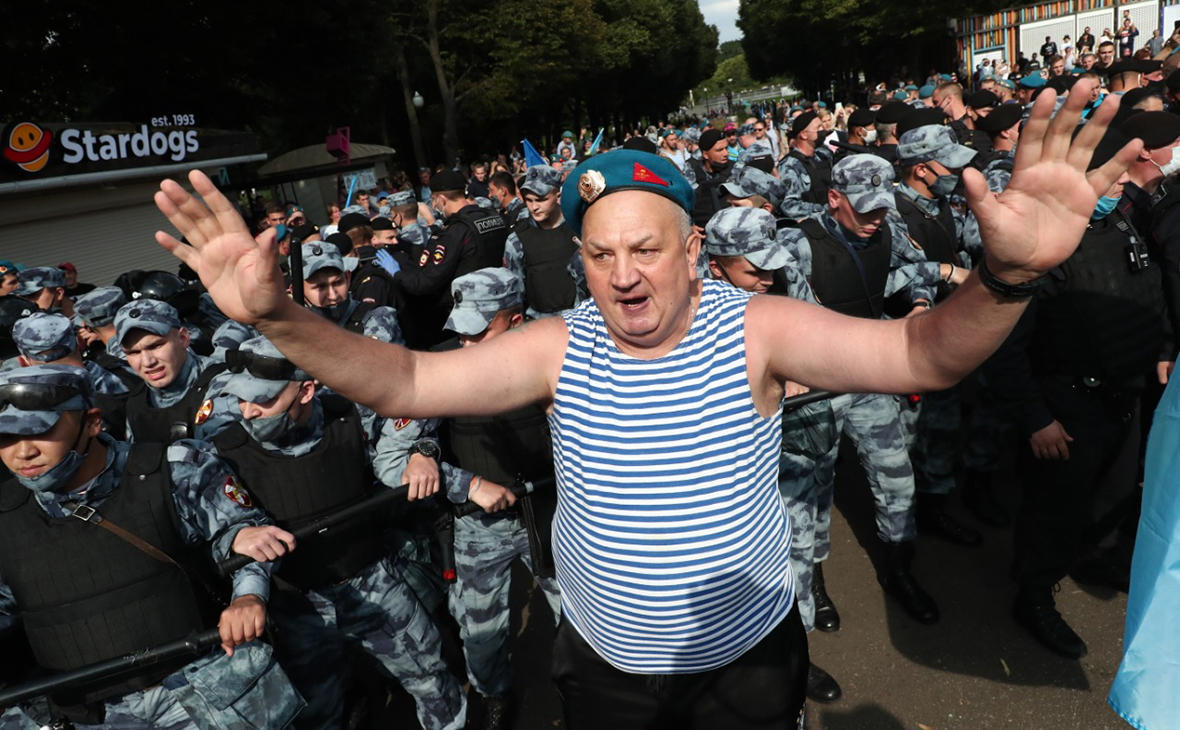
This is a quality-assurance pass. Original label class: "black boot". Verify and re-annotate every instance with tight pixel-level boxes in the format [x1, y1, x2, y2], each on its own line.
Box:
[916, 493, 983, 546]
[880, 540, 940, 624]
[481, 693, 514, 730]
[1012, 586, 1088, 658]
[961, 469, 1011, 527]
[806, 662, 842, 703]
[811, 562, 840, 632]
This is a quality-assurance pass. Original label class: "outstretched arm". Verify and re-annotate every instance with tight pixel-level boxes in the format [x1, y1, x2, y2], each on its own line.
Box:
[154, 173, 564, 418]
[748, 80, 1140, 402]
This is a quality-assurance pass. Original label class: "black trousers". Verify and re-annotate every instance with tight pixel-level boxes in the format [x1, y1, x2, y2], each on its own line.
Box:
[1012, 379, 1139, 589]
[552, 602, 809, 730]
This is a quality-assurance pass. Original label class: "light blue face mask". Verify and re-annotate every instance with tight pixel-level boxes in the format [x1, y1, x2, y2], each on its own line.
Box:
[1092, 195, 1120, 220]
[17, 418, 91, 494]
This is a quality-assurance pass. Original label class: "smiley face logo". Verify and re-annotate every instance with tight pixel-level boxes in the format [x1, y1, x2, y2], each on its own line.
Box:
[3, 122, 54, 173]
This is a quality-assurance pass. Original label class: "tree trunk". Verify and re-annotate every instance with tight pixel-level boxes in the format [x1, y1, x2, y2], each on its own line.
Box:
[426, 0, 461, 165]
[394, 43, 428, 171]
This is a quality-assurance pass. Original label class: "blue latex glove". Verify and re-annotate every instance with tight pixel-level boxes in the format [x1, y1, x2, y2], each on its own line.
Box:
[375, 249, 401, 276]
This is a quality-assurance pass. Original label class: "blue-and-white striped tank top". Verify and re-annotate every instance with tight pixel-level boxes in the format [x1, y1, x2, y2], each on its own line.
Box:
[551, 278, 793, 674]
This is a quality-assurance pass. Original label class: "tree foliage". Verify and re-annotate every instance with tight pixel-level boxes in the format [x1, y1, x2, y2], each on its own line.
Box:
[1, 0, 718, 168]
[737, 0, 1008, 96]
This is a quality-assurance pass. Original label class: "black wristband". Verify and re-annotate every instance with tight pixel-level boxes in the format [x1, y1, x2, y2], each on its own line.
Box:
[977, 257, 1045, 298]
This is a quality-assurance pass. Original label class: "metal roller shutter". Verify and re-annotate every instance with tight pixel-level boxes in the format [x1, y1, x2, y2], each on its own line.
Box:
[0, 184, 182, 288]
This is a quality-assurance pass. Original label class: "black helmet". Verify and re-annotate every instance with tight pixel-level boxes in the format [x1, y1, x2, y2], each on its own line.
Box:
[136, 270, 200, 318]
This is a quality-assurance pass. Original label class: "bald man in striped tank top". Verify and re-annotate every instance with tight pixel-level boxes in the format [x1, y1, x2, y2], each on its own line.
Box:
[156, 81, 1134, 729]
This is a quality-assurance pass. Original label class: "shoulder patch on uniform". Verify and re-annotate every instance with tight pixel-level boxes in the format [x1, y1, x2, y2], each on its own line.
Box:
[432, 246, 446, 263]
[418, 250, 430, 266]
[393, 417, 411, 431]
[223, 476, 252, 508]
[194, 399, 214, 425]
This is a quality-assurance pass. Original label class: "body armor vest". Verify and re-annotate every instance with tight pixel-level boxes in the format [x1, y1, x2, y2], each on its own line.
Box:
[798, 218, 890, 319]
[125, 361, 227, 443]
[88, 351, 141, 441]
[213, 396, 384, 590]
[1033, 212, 1165, 382]
[791, 149, 833, 206]
[343, 300, 379, 335]
[688, 158, 731, 227]
[446, 404, 554, 487]
[0, 444, 212, 705]
[516, 220, 580, 314]
[450, 206, 509, 278]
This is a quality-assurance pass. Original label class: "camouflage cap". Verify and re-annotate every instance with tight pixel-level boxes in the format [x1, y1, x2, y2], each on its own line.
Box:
[74, 286, 128, 328]
[387, 191, 416, 207]
[15, 267, 66, 297]
[302, 241, 359, 279]
[473, 197, 496, 210]
[114, 299, 182, 346]
[13, 313, 76, 363]
[222, 335, 310, 404]
[703, 208, 792, 271]
[683, 127, 702, 145]
[0, 364, 93, 436]
[445, 267, 523, 336]
[831, 154, 898, 214]
[897, 125, 977, 169]
[721, 167, 787, 209]
[210, 320, 259, 364]
[341, 204, 369, 217]
[377, 204, 393, 217]
[521, 165, 564, 198]
[398, 222, 430, 250]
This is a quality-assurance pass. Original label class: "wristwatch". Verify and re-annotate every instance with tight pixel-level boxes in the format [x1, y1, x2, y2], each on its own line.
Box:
[409, 440, 440, 461]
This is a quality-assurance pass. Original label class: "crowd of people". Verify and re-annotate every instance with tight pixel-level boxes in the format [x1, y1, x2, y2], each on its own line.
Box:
[1, 23, 1179, 730]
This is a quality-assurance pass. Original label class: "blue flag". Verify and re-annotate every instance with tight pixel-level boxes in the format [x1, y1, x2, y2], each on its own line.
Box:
[1109, 374, 1180, 729]
[587, 128, 605, 156]
[521, 139, 546, 168]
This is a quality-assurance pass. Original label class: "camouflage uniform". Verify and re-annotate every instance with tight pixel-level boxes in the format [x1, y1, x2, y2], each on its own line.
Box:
[113, 300, 237, 442]
[720, 166, 788, 213]
[502, 197, 530, 225]
[301, 243, 404, 345]
[890, 126, 979, 499]
[14, 267, 66, 311]
[221, 337, 466, 730]
[776, 146, 835, 221]
[0, 365, 302, 730]
[730, 139, 774, 179]
[208, 319, 259, 364]
[433, 269, 562, 698]
[502, 166, 586, 320]
[12, 312, 132, 399]
[75, 286, 129, 362]
[774, 156, 928, 632]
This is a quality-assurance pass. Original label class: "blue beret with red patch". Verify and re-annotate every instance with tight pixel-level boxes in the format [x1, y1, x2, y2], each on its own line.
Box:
[560, 150, 694, 237]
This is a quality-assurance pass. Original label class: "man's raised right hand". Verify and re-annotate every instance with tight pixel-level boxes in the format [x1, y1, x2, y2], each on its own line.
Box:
[154, 170, 291, 326]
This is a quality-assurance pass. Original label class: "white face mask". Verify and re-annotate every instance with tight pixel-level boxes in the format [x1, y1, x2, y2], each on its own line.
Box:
[1151, 146, 1180, 178]
[862, 129, 878, 144]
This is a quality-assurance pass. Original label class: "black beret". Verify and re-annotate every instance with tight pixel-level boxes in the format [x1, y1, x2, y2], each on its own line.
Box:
[623, 136, 660, 154]
[429, 170, 467, 192]
[337, 212, 370, 235]
[1121, 87, 1163, 110]
[370, 217, 395, 231]
[895, 108, 949, 138]
[975, 103, 1024, 134]
[290, 222, 319, 240]
[324, 231, 352, 256]
[1084, 128, 1130, 171]
[875, 101, 911, 124]
[966, 90, 999, 109]
[788, 111, 817, 137]
[1046, 75, 1078, 93]
[848, 108, 877, 128]
[1119, 110, 1180, 148]
[697, 128, 724, 152]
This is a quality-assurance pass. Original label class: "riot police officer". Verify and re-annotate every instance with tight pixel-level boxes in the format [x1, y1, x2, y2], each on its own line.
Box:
[212, 336, 467, 730]
[503, 166, 584, 319]
[0, 364, 302, 730]
[115, 300, 232, 443]
[74, 286, 130, 362]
